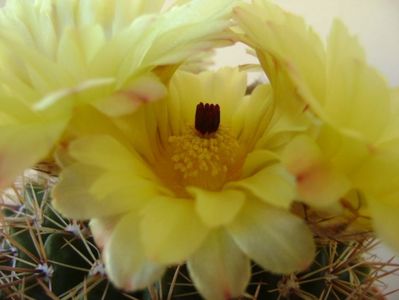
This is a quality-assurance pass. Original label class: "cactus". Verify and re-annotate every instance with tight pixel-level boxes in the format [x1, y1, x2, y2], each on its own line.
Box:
[0, 171, 397, 299]
[0, 173, 143, 300]
[244, 239, 386, 300]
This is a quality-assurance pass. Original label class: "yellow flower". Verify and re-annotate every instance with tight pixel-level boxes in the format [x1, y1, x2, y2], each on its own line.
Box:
[235, 0, 399, 250]
[0, 88, 67, 188]
[53, 68, 315, 299]
[0, 0, 237, 188]
[351, 88, 399, 250]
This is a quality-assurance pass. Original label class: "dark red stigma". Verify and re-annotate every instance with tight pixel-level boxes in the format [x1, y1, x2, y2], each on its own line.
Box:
[195, 102, 220, 135]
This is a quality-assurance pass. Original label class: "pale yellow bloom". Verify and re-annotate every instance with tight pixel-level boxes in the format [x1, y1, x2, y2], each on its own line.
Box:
[53, 68, 315, 299]
[235, 0, 399, 251]
[0, 89, 67, 187]
[0, 0, 237, 188]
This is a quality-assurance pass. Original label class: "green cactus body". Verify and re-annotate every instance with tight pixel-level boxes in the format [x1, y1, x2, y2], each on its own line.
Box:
[0, 181, 142, 299]
[0, 176, 393, 300]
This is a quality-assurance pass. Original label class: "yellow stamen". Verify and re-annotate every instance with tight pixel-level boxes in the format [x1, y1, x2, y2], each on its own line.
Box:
[168, 125, 242, 190]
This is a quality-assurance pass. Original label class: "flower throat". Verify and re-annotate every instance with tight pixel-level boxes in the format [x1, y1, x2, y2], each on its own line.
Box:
[167, 102, 242, 191]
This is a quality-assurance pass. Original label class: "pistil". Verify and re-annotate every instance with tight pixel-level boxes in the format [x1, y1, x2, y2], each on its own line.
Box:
[195, 102, 220, 135]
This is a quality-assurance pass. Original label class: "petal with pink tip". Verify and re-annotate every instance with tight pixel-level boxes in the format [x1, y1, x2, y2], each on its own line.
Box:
[104, 212, 165, 291]
[187, 229, 250, 300]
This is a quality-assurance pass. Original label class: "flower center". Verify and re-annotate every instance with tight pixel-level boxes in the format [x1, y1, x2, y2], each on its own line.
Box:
[167, 103, 243, 191]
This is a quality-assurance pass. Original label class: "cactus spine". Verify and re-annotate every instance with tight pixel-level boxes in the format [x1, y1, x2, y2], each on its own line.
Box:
[0, 172, 396, 299]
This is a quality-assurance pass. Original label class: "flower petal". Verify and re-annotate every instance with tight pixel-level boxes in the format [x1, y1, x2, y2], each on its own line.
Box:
[325, 20, 390, 142]
[68, 135, 155, 179]
[234, 0, 326, 118]
[166, 68, 247, 136]
[53, 163, 157, 219]
[90, 217, 120, 250]
[228, 200, 315, 274]
[283, 135, 351, 207]
[240, 149, 279, 178]
[295, 164, 351, 208]
[234, 84, 274, 149]
[282, 134, 323, 175]
[228, 163, 295, 209]
[140, 196, 209, 264]
[188, 187, 245, 227]
[94, 75, 167, 117]
[0, 121, 65, 189]
[380, 88, 399, 143]
[368, 199, 399, 252]
[187, 229, 250, 300]
[140, 0, 238, 67]
[104, 212, 165, 291]
[33, 78, 115, 113]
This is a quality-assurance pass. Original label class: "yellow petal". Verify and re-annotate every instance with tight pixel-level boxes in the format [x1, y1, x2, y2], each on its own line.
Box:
[52, 164, 115, 219]
[228, 163, 295, 209]
[283, 135, 351, 207]
[57, 27, 87, 77]
[325, 20, 390, 142]
[234, 84, 274, 149]
[0, 93, 36, 122]
[69, 134, 170, 199]
[240, 149, 279, 178]
[140, 0, 238, 67]
[65, 105, 129, 148]
[317, 125, 369, 173]
[140, 196, 209, 264]
[228, 200, 315, 274]
[282, 134, 323, 175]
[187, 229, 251, 300]
[114, 0, 238, 83]
[0, 121, 65, 189]
[234, 0, 326, 117]
[67, 135, 167, 201]
[53, 163, 156, 219]
[91, 0, 164, 30]
[351, 141, 399, 202]
[0, 91, 67, 189]
[368, 199, 399, 253]
[166, 68, 247, 136]
[33, 78, 115, 113]
[68, 135, 154, 178]
[256, 102, 310, 151]
[188, 187, 245, 227]
[296, 163, 351, 207]
[379, 88, 399, 143]
[104, 212, 165, 291]
[90, 216, 120, 250]
[93, 75, 167, 117]
[0, 0, 238, 127]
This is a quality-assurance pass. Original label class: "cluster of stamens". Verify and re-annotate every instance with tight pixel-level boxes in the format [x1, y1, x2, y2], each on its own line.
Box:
[167, 102, 241, 190]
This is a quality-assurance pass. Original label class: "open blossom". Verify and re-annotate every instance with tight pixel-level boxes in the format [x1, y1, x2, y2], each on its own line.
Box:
[235, 0, 399, 250]
[53, 68, 315, 299]
[0, 0, 237, 189]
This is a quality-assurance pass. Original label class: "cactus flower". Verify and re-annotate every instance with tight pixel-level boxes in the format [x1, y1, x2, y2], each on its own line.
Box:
[53, 68, 315, 299]
[235, 0, 399, 251]
[0, 0, 237, 189]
